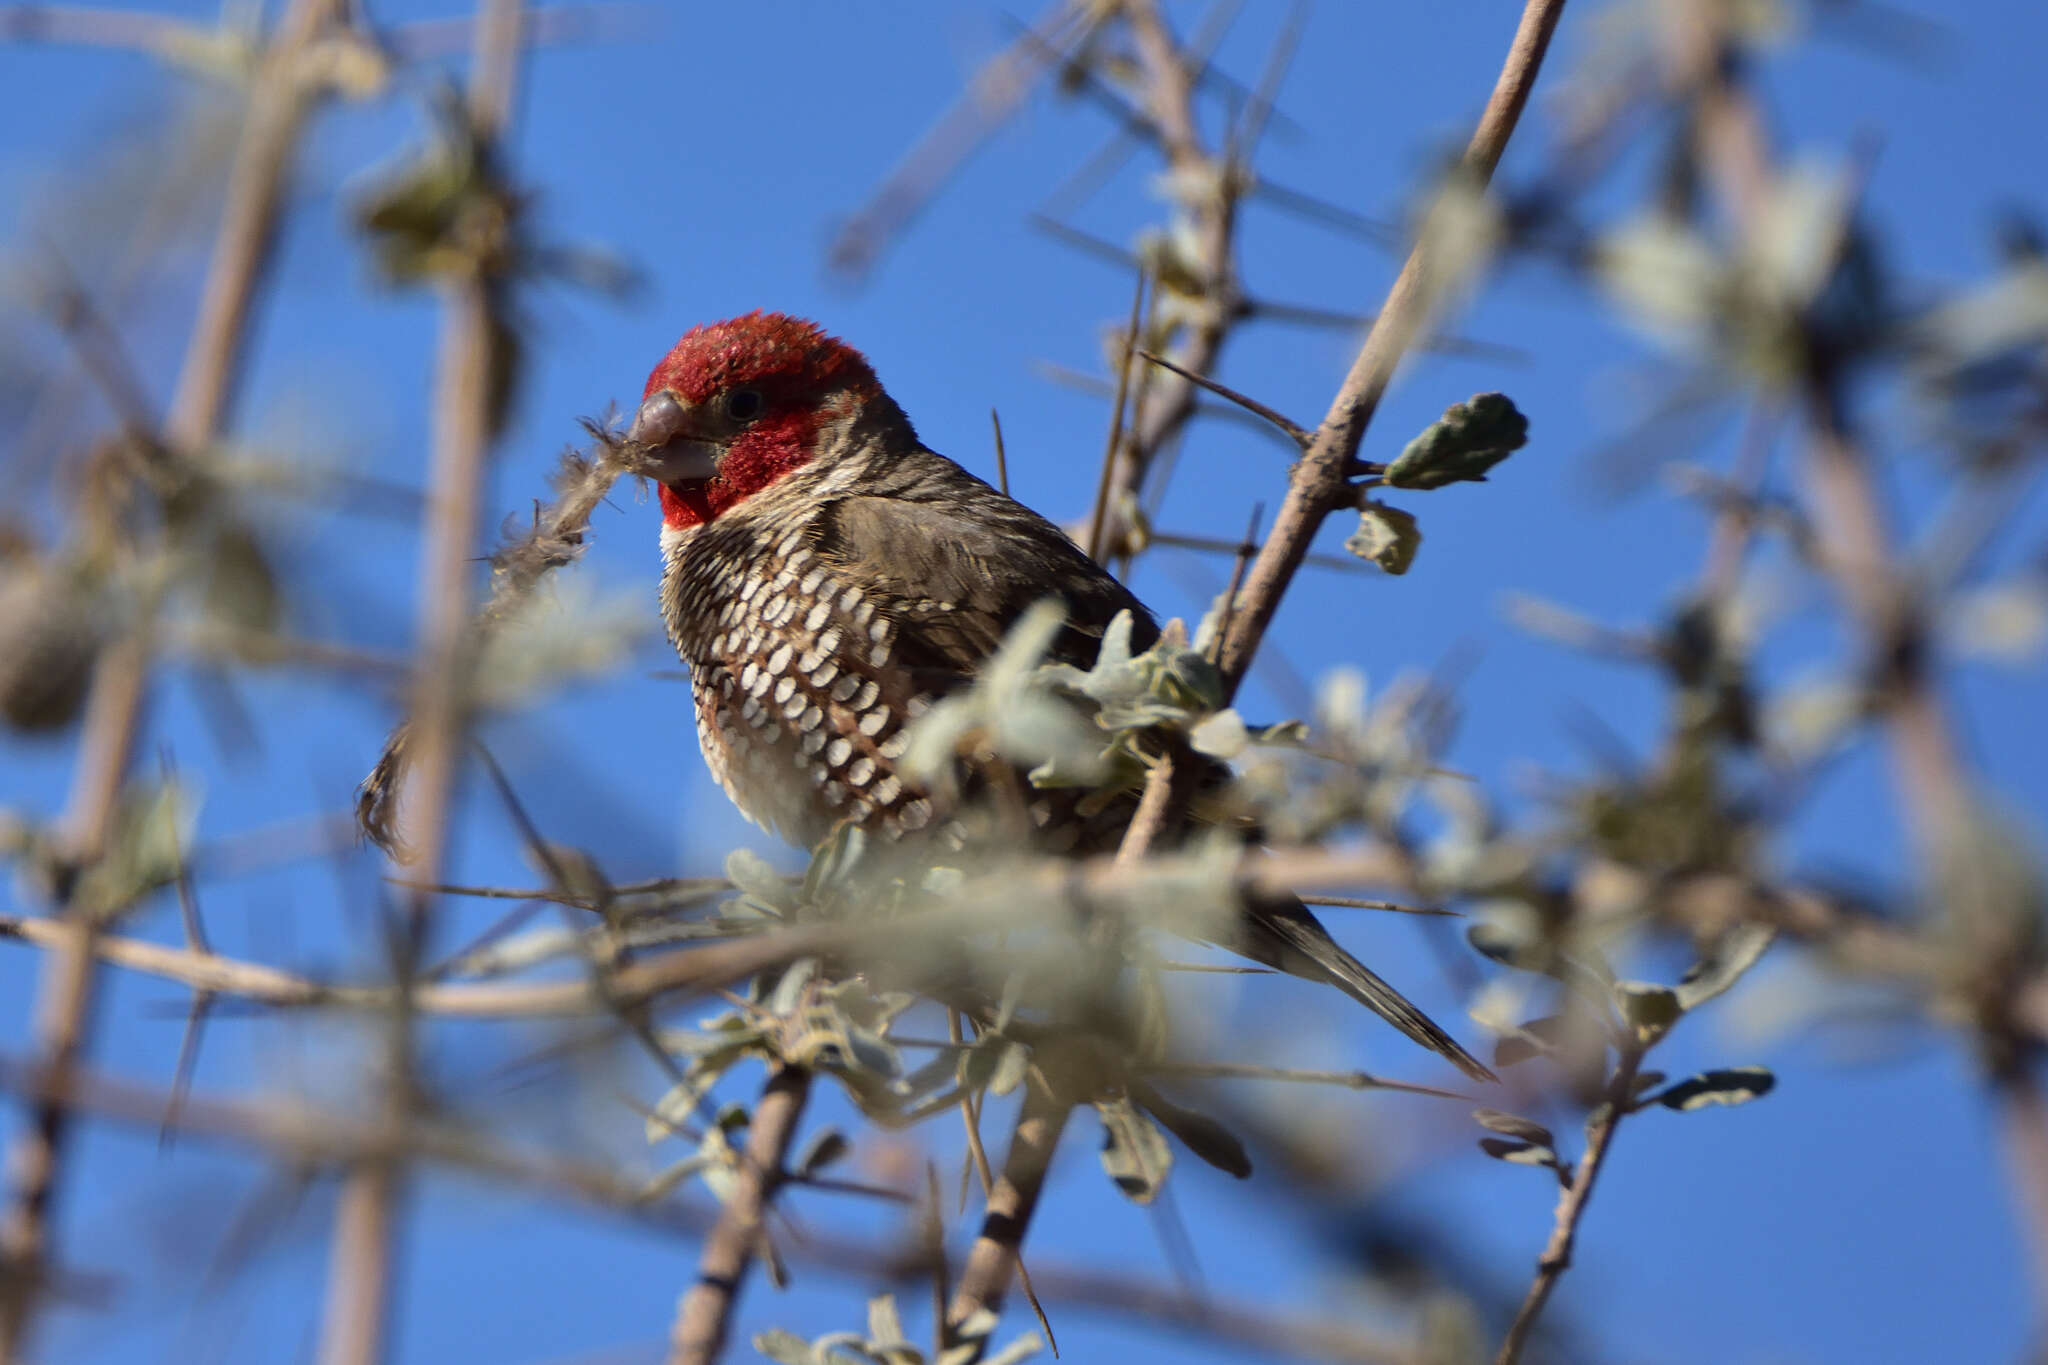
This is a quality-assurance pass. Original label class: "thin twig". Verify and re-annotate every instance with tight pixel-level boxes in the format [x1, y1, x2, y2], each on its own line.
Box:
[1136, 349, 1310, 446]
[944, 1065, 1075, 1356]
[1086, 267, 1149, 562]
[1214, 0, 1567, 697]
[1494, 1046, 1642, 1365]
[667, 1064, 813, 1365]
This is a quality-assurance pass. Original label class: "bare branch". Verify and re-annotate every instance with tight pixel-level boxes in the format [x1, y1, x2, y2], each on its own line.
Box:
[667, 1064, 814, 1365]
[1215, 0, 1568, 695]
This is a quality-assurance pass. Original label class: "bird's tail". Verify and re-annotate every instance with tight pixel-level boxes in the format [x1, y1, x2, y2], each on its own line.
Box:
[1238, 893, 1496, 1084]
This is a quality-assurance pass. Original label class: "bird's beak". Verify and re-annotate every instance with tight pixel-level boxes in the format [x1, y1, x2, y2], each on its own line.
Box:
[628, 390, 720, 484]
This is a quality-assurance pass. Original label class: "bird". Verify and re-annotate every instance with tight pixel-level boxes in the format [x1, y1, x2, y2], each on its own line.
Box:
[631, 311, 1492, 1083]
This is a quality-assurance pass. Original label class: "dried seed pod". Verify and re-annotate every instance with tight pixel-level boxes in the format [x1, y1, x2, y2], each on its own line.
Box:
[0, 559, 105, 733]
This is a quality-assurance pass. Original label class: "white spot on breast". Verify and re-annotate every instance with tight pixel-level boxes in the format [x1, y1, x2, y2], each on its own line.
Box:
[804, 601, 833, 632]
[800, 704, 824, 732]
[877, 733, 908, 760]
[767, 643, 793, 676]
[847, 756, 875, 787]
[872, 775, 901, 804]
[809, 659, 840, 688]
[773, 676, 796, 705]
[826, 737, 852, 767]
[800, 729, 828, 756]
[830, 675, 859, 703]
[739, 661, 759, 691]
[866, 619, 888, 643]
[858, 705, 891, 737]
[781, 691, 808, 721]
[851, 680, 880, 710]
[747, 669, 773, 699]
[817, 627, 842, 656]
[899, 799, 933, 831]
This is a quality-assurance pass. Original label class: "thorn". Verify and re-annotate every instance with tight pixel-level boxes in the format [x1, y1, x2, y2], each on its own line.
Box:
[1025, 212, 1138, 270]
[1135, 349, 1311, 447]
[990, 408, 1010, 497]
[1086, 267, 1149, 563]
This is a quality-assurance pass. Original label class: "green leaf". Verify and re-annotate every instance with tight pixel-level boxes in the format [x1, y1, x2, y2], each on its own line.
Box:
[1345, 501, 1422, 575]
[1095, 1094, 1173, 1204]
[1129, 1081, 1252, 1179]
[981, 1332, 1045, 1365]
[1473, 1108, 1556, 1148]
[796, 1128, 851, 1177]
[646, 1075, 716, 1144]
[1492, 1014, 1572, 1068]
[989, 1038, 1030, 1096]
[637, 1155, 709, 1202]
[725, 848, 797, 914]
[866, 1295, 913, 1357]
[1188, 708, 1250, 759]
[1478, 1136, 1564, 1176]
[939, 1310, 1002, 1365]
[1614, 981, 1683, 1042]
[1676, 922, 1777, 1011]
[1384, 392, 1530, 489]
[752, 1328, 817, 1365]
[1654, 1066, 1776, 1111]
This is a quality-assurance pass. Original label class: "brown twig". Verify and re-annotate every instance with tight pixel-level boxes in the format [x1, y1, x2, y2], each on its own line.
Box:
[316, 4, 526, 1362]
[1214, 0, 1567, 698]
[0, 2, 352, 1355]
[1080, 0, 1248, 562]
[1494, 1046, 1643, 1365]
[944, 1063, 1075, 1357]
[667, 1063, 814, 1365]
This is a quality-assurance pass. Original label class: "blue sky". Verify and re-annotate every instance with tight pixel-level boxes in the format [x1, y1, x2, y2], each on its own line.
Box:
[4, 2, 2047, 1362]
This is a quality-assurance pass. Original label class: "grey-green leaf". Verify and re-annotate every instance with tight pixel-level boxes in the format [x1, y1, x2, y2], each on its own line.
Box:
[1614, 981, 1683, 1040]
[1346, 501, 1422, 575]
[1655, 1066, 1776, 1111]
[1385, 392, 1530, 489]
[1676, 922, 1777, 1011]
[1478, 1136, 1563, 1174]
[797, 1128, 851, 1177]
[1473, 1108, 1556, 1148]
[1095, 1094, 1173, 1203]
[752, 1328, 817, 1365]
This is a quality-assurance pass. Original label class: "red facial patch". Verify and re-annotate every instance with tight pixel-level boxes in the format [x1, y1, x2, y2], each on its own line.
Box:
[646, 312, 880, 531]
[658, 406, 825, 529]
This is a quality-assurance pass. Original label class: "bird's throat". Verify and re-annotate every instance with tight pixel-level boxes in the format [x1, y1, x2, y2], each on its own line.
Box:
[657, 409, 823, 529]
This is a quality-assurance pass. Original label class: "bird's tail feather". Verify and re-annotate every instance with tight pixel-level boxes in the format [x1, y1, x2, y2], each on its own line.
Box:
[1239, 894, 1496, 1084]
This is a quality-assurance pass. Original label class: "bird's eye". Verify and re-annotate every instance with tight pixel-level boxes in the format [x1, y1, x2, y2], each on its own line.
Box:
[724, 389, 763, 422]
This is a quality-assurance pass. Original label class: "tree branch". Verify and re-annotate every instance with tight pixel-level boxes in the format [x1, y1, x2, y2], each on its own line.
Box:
[667, 1063, 814, 1365]
[1494, 1046, 1642, 1365]
[1215, 0, 1568, 696]
[316, 3, 526, 1362]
